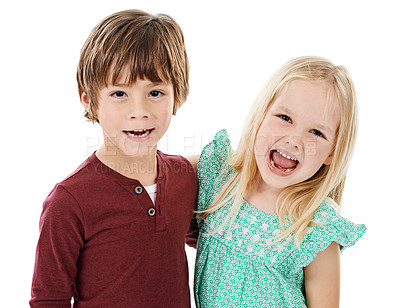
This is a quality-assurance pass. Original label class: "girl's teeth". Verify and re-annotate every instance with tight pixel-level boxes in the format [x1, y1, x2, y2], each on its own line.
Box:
[276, 150, 297, 161]
[271, 160, 296, 172]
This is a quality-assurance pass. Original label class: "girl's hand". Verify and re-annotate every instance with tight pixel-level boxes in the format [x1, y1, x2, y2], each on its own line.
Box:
[186, 155, 200, 171]
[304, 241, 340, 308]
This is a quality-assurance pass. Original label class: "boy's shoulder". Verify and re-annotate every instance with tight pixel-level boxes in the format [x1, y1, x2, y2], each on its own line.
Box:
[41, 153, 103, 216]
[57, 152, 106, 187]
[52, 153, 122, 201]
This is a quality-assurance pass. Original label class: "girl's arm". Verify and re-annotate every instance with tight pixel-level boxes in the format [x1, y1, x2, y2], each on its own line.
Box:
[304, 241, 340, 308]
[186, 155, 200, 171]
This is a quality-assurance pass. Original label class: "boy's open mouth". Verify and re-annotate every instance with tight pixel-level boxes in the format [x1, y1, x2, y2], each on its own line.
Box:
[270, 150, 299, 172]
[124, 128, 154, 138]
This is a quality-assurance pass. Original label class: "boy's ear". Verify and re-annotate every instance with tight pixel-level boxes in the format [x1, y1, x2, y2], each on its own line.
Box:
[80, 90, 90, 111]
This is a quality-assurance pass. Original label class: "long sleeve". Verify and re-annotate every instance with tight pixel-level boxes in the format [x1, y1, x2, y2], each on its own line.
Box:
[30, 185, 85, 307]
[185, 214, 199, 248]
[30, 151, 197, 307]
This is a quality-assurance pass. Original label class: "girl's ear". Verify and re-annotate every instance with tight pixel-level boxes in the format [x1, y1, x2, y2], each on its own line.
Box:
[80, 89, 90, 111]
[324, 154, 334, 165]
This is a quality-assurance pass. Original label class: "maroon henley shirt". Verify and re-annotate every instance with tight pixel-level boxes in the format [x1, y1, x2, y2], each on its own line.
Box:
[30, 151, 198, 307]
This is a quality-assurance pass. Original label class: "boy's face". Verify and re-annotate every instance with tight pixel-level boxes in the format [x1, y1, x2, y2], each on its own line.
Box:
[83, 71, 174, 160]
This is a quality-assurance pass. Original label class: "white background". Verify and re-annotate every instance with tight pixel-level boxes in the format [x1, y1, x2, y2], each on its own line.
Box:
[1, 0, 399, 306]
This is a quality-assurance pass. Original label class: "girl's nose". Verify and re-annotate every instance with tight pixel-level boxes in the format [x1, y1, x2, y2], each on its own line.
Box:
[285, 133, 303, 150]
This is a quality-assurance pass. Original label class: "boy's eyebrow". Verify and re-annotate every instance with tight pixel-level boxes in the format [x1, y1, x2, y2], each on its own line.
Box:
[145, 81, 170, 86]
[111, 80, 170, 87]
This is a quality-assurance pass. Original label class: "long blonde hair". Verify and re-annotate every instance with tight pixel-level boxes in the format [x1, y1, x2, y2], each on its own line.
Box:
[198, 56, 358, 247]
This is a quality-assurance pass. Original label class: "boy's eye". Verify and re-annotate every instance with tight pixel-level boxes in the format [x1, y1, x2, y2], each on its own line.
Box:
[111, 91, 126, 97]
[310, 129, 326, 139]
[149, 90, 163, 97]
[278, 114, 292, 123]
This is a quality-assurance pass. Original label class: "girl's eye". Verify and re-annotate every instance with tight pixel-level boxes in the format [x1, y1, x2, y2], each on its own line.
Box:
[149, 90, 163, 97]
[278, 114, 292, 123]
[111, 91, 126, 97]
[310, 129, 326, 139]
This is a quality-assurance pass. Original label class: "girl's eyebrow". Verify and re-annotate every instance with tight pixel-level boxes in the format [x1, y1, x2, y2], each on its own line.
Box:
[315, 123, 333, 135]
[274, 105, 334, 135]
[273, 106, 292, 115]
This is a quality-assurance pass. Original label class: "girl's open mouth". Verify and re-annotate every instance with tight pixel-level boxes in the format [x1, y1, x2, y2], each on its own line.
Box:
[123, 128, 154, 138]
[269, 149, 299, 173]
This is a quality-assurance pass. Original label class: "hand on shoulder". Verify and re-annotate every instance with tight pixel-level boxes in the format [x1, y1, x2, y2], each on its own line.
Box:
[185, 155, 200, 171]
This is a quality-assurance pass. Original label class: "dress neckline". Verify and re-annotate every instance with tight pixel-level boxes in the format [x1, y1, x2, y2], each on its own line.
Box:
[242, 198, 280, 219]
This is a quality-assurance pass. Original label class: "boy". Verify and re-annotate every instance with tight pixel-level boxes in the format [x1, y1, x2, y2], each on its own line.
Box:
[30, 9, 198, 307]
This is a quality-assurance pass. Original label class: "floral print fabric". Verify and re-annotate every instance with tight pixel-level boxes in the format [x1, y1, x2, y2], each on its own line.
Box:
[194, 130, 366, 307]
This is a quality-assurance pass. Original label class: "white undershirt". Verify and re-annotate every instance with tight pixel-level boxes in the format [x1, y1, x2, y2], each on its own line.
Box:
[144, 184, 157, 205]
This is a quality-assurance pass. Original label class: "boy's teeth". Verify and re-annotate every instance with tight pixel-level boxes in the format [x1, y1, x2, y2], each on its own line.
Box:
[126, 129, 151, 137]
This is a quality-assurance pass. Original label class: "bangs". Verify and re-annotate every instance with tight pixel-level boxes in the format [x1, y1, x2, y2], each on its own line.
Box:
[77, 9, 189, 122]
[109, 45, 172, 86]
[100, 21, 173, 87]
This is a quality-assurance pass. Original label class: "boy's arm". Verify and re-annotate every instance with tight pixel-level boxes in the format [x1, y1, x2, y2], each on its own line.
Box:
[184, 154, 200, 248]
[185, 213, 198, 248]
[303, 241, 340, 308]
[30, 185, 84, 307]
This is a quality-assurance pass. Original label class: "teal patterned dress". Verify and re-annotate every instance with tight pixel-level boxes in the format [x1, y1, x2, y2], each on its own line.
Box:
[194, 130, 366, 308]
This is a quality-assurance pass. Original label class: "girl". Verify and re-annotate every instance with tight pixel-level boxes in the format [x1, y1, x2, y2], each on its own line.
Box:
[193, 56, 366, 307]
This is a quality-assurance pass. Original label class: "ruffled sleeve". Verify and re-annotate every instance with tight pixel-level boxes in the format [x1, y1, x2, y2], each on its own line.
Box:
[287, 199, 367, 269]
[197, 129, 232, 212]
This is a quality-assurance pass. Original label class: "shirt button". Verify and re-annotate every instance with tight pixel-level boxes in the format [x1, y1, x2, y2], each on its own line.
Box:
[148, 208, 156, 216]
[134, 186, 143, 194]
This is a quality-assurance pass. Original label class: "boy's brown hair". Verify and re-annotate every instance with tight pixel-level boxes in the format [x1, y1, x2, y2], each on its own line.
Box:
[77, 9, 189, 123]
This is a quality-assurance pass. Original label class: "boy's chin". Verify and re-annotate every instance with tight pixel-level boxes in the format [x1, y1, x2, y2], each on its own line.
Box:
[122, 146, 157, 158]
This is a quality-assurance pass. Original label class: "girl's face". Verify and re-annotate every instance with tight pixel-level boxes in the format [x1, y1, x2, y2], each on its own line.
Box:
[254, 79, 340, 191]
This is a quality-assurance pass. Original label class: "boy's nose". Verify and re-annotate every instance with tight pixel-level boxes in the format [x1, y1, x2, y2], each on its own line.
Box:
[129, 98, 149, 119]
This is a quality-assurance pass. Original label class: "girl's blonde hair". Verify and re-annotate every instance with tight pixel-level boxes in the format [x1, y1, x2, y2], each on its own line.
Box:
[198, 56, 358, 247]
